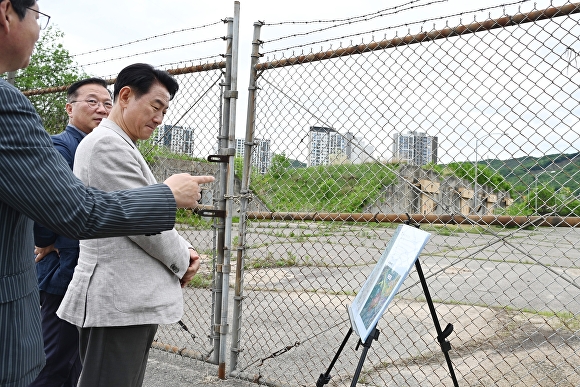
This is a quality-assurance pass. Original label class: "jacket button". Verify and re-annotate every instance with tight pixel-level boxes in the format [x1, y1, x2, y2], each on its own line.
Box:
[170, 264, 179, 273]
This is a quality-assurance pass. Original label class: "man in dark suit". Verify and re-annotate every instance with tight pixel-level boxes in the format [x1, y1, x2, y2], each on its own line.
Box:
[29, 78, 114, 387]
[0, 1, 214, 386]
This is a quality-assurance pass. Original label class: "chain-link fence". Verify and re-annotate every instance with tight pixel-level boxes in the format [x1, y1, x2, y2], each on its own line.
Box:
[16, 10, 239, 377]
[231, 1, 580, 386]
[15, 1, 580, 386]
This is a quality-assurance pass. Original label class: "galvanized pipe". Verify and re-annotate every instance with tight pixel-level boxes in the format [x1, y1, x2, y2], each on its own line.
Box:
[255, 3, 580, 70]
[229, 19, 264, 376]
[210, 18, 234, 368]
[245, 211, 580, 228]
[216, 1, 241, 379]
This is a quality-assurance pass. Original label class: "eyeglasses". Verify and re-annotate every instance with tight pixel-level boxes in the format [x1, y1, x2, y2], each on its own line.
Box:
[26, 7, 51, 30]
[70, 99, 114, 112]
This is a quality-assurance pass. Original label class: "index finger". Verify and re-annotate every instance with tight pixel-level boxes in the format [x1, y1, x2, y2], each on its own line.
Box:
[191, 175, 215, 184]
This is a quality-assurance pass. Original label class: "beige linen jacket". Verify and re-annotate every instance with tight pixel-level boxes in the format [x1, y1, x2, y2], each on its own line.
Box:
[57, 119, 191, 327]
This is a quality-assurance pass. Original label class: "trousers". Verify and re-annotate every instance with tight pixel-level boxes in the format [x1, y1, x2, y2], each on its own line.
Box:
[77, 324, 158, 387]
[28, 291, 81, 387]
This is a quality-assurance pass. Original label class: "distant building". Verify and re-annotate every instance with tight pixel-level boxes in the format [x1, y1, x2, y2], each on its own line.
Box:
[156, 124, 194, 156]
[308, 127, 375, 166]
[345, 132, 375, 164]
[393, 130, 438, 165]
[308, 126, 347, 166]
[235, 138, 271, 174]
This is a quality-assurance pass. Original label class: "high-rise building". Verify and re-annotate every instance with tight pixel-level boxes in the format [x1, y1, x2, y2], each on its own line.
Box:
[393, 130, 438, 165]
[156, 124, 194, 156]
[308, 126, 347, 166]
[235, 138, 271, 174]
[308, 127, 375, 166]
[345, 132, 375, 164]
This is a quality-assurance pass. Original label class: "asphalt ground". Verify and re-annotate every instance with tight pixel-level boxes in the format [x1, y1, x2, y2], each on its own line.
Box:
[143, 350, 255, 387]
[143, 224, 580, 387]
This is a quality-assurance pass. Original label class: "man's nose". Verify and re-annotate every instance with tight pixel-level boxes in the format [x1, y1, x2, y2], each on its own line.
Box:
[95, 103, 109, 114]
[152, 112, 164, 124]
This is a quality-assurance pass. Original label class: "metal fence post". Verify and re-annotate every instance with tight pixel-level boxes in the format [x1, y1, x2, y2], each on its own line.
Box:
[229, 18, 263, 376]
[213, 1, 241, 379]
[210, 18, 233, 370]
[6, 71, 16, 85]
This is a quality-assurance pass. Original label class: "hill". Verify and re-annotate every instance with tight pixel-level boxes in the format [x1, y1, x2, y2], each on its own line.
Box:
[245, 152, 579, 214]
[485, 152, 580, 196]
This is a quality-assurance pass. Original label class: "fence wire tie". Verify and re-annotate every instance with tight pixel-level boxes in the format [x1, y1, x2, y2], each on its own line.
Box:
[257, 341, 301, 366]
[177, 319, 196, 340]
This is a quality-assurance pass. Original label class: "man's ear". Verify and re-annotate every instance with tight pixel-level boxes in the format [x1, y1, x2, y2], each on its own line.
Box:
[65, 102, 74, 118]
[0, 0, 12, 33]
[117, 86, 133, 108]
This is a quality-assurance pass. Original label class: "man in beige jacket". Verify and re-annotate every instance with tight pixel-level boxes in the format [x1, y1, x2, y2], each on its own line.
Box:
[58, 63, 201, 387]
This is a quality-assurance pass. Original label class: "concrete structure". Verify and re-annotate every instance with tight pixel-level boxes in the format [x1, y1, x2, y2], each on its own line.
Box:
[367, 165, 511, 216]
[149, 158, 269, 213]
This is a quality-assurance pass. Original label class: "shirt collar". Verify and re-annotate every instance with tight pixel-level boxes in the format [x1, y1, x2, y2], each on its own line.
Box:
[68, 124, 89, 138]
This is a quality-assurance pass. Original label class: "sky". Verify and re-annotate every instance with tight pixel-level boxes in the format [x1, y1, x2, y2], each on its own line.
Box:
[40, 0, 551, 72]
[39, 0, 557, 65]
[38, 0, 570, 164]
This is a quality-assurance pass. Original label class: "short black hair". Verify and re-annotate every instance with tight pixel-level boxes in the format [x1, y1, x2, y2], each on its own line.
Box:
[1, 0, 36, 20]
[113, 63, 179, 102]
[67, 78, 111, 103]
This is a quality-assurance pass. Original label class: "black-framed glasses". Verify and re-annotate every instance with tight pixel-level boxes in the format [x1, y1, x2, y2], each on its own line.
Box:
[26, 7, 51, 30]
[70, 99, 114, 112]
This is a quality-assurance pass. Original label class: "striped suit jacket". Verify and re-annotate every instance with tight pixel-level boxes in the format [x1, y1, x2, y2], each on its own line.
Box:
[0, 80, 177, 386]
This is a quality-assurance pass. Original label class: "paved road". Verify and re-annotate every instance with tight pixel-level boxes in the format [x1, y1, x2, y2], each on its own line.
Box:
[144, 223, 580, 387]
[144, 350, 254, 387]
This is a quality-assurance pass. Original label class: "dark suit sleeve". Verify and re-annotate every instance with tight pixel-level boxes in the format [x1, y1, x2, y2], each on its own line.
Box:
[52, 135, 75, 170]
[0, 81, 177, 239]
[33, 222, 57, 248]
[33, 132, 71, 247]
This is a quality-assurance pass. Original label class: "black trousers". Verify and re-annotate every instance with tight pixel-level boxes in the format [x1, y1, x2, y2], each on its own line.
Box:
[28, 291, 81, 387]
[77, 324, 157, 387]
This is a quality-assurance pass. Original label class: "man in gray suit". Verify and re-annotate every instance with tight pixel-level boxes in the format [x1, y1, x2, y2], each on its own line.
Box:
[0, 1, 214, 386]
[58, 63, 200, 387]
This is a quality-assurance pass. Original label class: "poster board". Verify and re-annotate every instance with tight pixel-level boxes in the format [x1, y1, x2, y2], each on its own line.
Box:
[348, 224, 431, 343]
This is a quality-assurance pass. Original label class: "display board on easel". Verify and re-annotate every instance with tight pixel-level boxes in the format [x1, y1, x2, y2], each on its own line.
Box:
[348, 224, 431, 343]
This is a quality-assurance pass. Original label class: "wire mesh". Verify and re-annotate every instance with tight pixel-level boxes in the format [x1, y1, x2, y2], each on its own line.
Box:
[233, 2, 580, 386]
[15, 1, 580, 386]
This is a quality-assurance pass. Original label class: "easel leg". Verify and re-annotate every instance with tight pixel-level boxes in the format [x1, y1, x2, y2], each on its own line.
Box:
[316, 328, 353, 387]
[415, 258, 459, 387]
[405, 215, 459, 386]
[350, 326, 380, 387]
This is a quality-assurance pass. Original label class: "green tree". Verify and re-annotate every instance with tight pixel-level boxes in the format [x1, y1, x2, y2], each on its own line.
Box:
[13, 26, 89, 134]
[234, 156, 244, 178]
[269, 153, 292, 178]
[527, 183, 557, 215]
[553, 187, 580, 217]
[526, 184, 580, 216]
[447, 161, 513, 196]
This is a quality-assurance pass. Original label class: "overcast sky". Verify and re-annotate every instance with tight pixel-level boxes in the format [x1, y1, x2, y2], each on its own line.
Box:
[38, 0, 568, 163]
[40, 0, 555, 76]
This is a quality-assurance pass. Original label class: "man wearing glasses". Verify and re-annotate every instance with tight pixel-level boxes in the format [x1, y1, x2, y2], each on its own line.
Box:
[0, 1, 214, 386]
[29, 78, 113, 387]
